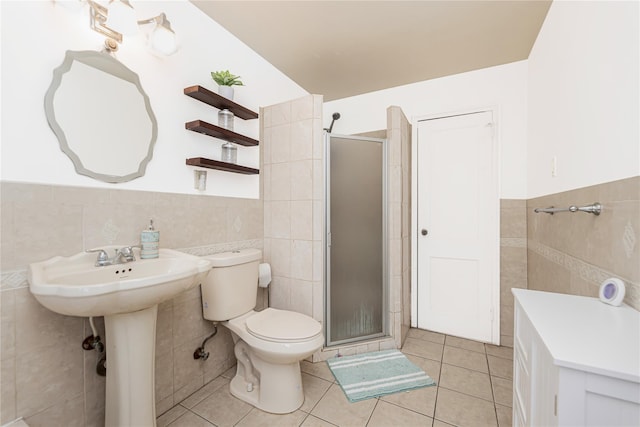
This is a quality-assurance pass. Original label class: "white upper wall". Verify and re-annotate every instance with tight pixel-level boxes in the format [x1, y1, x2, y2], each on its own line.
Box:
[527, 0, 639, 198]
[0, 0, 307, 199]
[324, 61, 529, 199]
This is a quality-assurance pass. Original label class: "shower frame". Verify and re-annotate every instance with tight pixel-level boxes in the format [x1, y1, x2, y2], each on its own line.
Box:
[323, 132, 389, 347]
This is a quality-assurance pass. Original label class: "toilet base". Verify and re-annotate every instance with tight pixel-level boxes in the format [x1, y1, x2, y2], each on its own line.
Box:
[230, 347, 305, 414]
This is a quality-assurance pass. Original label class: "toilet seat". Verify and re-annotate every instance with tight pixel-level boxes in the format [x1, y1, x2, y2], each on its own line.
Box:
[246, 308, 322, 343]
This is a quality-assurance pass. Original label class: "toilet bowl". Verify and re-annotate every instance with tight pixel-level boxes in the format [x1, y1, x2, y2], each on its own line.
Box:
[200, 249, 324, 414]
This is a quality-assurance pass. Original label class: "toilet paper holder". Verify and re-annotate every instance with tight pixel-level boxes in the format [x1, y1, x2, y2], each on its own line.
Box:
[258, 263, 271, 288]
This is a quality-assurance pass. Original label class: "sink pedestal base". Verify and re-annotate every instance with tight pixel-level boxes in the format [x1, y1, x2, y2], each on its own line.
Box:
[105, 305, 158, 426]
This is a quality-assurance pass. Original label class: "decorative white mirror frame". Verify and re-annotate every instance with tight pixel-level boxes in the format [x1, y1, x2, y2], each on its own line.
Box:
[44, 50, 158, 183]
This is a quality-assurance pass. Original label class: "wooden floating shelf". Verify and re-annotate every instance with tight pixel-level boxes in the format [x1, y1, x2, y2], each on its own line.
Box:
[186, 158, 259, 175]
[185, 120, 259, 146]
[184, 85, 258, 120]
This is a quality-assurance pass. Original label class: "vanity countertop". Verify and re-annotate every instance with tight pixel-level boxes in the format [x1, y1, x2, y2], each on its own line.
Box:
[512, 289, 640, 383]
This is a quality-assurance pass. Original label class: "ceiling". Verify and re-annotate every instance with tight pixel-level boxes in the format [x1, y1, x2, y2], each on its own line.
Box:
[191, 1, 552, 101]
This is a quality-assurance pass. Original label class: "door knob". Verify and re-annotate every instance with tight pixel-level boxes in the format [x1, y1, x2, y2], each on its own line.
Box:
[421, 229, 428, 236]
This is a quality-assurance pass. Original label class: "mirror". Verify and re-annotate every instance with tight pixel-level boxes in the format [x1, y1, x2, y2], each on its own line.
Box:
[44, 50, 158, 183]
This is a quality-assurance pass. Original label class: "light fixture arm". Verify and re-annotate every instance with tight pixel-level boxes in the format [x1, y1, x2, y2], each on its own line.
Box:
[88, 0, 122, 43]
[86, 1, 177, 55]
[137, 13, 167, 27]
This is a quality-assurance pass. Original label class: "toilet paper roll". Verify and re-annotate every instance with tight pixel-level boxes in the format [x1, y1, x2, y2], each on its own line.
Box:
[258, 263, 272, 288]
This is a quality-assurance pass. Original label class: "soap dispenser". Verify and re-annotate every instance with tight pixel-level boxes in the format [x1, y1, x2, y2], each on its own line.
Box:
[141, 219, 159, 259]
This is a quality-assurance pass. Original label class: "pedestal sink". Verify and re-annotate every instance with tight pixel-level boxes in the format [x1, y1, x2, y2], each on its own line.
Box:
[28, 246, 211, 426]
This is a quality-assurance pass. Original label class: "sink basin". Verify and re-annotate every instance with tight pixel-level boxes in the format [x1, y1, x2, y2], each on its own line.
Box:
[28, 246, 212, 426]
[28, 246, 211, 317]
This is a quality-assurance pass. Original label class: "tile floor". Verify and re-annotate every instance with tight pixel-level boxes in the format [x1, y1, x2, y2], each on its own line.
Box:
[157, 328, 513, 427]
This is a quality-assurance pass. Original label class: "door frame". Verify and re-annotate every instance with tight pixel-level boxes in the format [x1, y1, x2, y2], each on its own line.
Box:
[324, 132, 389, 347]
[410, 106, 501, 344]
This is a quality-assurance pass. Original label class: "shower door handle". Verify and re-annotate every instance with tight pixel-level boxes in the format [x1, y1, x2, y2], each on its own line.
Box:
[421, 229, 428, 236]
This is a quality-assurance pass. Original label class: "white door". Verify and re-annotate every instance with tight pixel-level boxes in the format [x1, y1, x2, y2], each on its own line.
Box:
[416, 111, 499, 343]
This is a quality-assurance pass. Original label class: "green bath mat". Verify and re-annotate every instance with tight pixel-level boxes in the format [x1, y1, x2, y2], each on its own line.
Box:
[326, 349, 436, 402]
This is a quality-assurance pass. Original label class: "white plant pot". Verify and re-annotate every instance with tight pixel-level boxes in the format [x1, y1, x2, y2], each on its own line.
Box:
[218, 85, 234, 100]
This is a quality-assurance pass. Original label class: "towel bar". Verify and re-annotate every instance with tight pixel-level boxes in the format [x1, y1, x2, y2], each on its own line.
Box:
[534, 202, 602, 216]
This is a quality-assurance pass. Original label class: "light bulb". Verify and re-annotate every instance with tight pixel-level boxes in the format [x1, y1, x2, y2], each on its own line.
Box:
[106, 0, 138, 36]
[149, 25, 177, 55]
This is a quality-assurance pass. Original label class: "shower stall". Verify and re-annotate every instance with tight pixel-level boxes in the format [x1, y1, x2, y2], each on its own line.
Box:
[325, 133, 387, 347]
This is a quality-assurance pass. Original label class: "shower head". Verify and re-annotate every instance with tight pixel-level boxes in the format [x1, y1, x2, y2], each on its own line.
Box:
[325, 112, 341, 133]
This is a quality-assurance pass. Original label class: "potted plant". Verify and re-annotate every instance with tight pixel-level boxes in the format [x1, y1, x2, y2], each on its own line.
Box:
[211, 70, 243, 100]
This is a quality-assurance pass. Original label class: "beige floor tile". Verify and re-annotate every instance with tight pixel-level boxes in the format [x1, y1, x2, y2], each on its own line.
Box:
[161, 333, 512, 427]
[191, 385, 253, 427]
[407, 328, 446, 344]
[157, 405, 188, 427]
[487, 355, 513, 380]
[445, 335, 486, 354]
[168, 410, 215, 427]
[367, 400, 433, 427]
[485, 345, 513, 360]
[221, 364, 237, 379]
[23, 394, 84, 427]
[379, 384, 437, 417]
[300, 414, 338, 426]
[310, 383, 376, 427]
[301, 359, 335, 382]
[235, 408, 307, 426]
[402, 337, 444, 361]
[442, 346, 488, 373]
[180, 376, 229, 409]
[439, 363, 493, 401]
[404, 354, 442, 383]
[496, 404, 512, 427]
[435, 388, 498, 427]
[491, 376, 513, 407]
[300, 372, 332, 413]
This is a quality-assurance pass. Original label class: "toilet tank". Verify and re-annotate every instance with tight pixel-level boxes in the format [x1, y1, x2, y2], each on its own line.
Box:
[200, 249, 262, 321]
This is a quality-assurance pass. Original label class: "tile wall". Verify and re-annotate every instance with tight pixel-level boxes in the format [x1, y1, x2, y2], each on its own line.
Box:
[499, 200, 528, 347]
[527, 176, 640, 310]
[0, 182, 263, 426]
[261, 97, 411, 360]
[260, 94, 324, 323]
[387, 106, 412, 347]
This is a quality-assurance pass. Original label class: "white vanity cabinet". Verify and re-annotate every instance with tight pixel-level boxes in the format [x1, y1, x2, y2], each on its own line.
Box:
[512, 289, 640, 427]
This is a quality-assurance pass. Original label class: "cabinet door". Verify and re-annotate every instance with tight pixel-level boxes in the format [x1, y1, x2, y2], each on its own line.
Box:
[514, 299, 559, 427]
[513, 301, 532, 426]
[530, 337, 558, 426]
[557, 368, 640, 426]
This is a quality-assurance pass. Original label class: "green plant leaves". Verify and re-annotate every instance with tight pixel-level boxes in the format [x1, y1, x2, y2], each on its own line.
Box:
[210, 70, 244, 86]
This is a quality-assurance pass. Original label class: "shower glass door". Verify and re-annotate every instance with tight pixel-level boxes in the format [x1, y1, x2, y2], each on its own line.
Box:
[325, 133, 386, 346]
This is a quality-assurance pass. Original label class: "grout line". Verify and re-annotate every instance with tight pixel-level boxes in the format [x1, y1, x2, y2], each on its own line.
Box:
[438, 352, 490, 376]
[431, 347, 443, 427]
[484, 346, 500, 426]
[298, 412, 310, 426]
[364, 398, 380, 426]
[166, 407, 210, 427]
[233, 407, 254, 426]
[378, 397, 437, 420]
[307, 382, 333, 415]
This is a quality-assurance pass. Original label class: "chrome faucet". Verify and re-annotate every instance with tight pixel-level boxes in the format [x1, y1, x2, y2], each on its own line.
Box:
[87, 246, 138, 267]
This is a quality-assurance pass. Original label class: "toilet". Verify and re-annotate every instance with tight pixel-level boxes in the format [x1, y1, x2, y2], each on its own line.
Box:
[200, 249, 324, 414]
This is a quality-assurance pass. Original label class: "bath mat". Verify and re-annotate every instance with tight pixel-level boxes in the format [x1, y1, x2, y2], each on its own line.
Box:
[326, 349, 436, 402]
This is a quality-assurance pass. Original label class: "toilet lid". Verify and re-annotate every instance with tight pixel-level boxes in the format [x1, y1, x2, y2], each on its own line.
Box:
[246, 308, 322, 342]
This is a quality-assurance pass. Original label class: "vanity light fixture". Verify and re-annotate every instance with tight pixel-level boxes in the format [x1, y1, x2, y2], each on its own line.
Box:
[104, 0, 138, 36]
[139, 13, 178, 56]
[87, 0, 178, 55]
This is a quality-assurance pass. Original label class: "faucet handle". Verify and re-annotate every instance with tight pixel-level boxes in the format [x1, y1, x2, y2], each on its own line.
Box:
[119, 246, 138, 261]
[86, 248, 109, 266]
